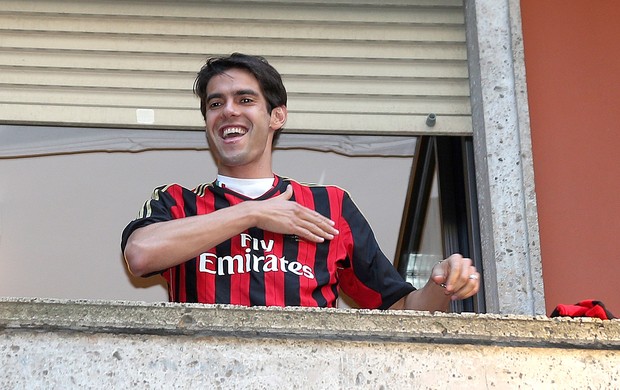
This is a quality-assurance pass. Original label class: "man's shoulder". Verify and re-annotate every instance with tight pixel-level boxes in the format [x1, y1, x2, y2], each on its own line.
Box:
[151, 182, 212, 193]
[147, 182, 215, 200]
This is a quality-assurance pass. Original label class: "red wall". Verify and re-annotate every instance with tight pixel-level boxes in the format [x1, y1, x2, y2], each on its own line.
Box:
[521, 1, 620, 315]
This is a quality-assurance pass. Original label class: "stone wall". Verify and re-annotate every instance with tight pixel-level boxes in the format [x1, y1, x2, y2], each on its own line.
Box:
[2, 298, 620, 388]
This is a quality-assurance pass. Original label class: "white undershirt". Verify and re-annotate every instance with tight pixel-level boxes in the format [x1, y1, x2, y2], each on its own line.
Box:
[215, 174, 275, 198]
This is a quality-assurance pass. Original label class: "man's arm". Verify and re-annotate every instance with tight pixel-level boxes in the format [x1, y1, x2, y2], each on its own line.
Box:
[390, 253, 479, 312]
[124, 185, 339, 276]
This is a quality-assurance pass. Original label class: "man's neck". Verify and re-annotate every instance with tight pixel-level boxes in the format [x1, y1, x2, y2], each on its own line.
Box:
[215, 174, 276, 198]
[217, 165, 273, 180]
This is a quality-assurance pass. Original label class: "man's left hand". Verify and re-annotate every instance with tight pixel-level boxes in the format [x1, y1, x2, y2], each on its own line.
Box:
[431, 253, 480, 300]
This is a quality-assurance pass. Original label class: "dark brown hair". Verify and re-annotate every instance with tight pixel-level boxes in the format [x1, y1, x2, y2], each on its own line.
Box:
[193, 53, 287, 121]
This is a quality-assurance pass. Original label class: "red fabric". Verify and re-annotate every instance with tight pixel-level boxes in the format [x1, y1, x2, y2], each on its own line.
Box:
[551, 300, 615, 320]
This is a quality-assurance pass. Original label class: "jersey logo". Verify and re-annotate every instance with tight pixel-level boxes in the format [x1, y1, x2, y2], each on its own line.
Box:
[198, 233, 315, 279]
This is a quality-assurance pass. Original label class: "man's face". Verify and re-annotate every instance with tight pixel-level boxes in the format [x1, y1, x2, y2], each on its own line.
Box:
[204, 68, 286, 178]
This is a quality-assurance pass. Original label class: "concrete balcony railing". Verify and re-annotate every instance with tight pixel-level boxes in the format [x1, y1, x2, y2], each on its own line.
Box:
[2, 298, 620, 388]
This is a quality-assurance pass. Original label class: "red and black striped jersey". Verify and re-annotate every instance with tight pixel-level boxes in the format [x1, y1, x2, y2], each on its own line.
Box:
[121, 176, 414, 309]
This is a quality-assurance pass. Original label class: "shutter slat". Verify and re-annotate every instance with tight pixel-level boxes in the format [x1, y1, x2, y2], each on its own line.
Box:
[1, 68, 470, 97]
[0, 1, 465, 24]
[0, 32, 468, 61]
[0, 87, 471, 116]
[0, 104, 471, 135]
[0, 49, 469, 78]
[0, 14, 466, 42]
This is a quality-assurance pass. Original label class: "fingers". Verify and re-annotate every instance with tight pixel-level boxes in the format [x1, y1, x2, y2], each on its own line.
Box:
[456, 268, 480, 299]
[254, 185, 339, 243]
[284, 185, 338, 242]
[450, 265, 479, 300]
[290, 204, 339, 243]
[277, 184, 294, 200]
[445, 254, 471, 290]
[432, 253, 480, 300]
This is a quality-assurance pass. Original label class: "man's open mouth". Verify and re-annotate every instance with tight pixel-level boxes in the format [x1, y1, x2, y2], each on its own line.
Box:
[222, 127, 248, 139]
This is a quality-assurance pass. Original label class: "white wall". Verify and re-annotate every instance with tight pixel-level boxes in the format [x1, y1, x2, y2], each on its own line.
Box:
[0, 148, 411, 302]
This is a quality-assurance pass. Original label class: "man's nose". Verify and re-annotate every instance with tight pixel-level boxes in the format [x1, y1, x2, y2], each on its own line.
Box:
[222, 101, 240, 117]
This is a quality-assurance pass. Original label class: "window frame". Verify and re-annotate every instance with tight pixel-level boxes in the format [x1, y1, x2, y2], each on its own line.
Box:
[395, 135, 485, 313]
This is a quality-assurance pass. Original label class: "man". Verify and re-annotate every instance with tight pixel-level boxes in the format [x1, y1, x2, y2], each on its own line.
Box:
[121, 53, 479, 311]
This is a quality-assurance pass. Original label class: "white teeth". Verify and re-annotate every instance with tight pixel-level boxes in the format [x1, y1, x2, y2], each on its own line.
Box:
[222, 127, 247, 138]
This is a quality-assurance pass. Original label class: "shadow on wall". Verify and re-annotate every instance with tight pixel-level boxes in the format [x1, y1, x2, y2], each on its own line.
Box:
[119, 254, 167, 292]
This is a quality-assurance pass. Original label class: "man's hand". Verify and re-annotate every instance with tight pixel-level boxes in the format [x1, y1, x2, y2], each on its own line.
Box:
[394, 253, 480, 311]
[251, 185, 339, 243]
[431, 253, 480, 301]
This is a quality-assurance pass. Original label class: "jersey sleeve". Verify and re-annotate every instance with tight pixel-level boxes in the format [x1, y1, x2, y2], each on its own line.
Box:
[120, 184, 180, 253]
[337, 191, 415, 309]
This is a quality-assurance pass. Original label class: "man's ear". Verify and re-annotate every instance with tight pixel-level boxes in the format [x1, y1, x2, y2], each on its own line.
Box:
[269, 106, 287, 130]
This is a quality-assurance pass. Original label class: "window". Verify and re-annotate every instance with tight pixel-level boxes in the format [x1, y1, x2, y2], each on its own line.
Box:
[395, 136, 485, 313]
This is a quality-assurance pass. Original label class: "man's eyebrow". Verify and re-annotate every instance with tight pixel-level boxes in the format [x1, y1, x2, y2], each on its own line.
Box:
[206, 89, 259, 101]
[235, 89, 259, 97]
[206, 92, 222, 102]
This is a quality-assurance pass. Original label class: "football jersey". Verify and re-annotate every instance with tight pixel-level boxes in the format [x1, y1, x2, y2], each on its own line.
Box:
[121, 176, 414, 309]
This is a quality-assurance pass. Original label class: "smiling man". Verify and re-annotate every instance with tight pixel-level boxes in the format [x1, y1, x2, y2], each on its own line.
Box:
[121, 53, 479, 311]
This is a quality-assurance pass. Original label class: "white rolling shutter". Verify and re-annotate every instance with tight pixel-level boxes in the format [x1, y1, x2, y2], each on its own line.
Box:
[0, 0, 471, 135]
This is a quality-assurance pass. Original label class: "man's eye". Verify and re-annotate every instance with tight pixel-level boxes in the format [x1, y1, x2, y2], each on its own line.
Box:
[240, 98, 253, 104]
[208, 102, 222, 109]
